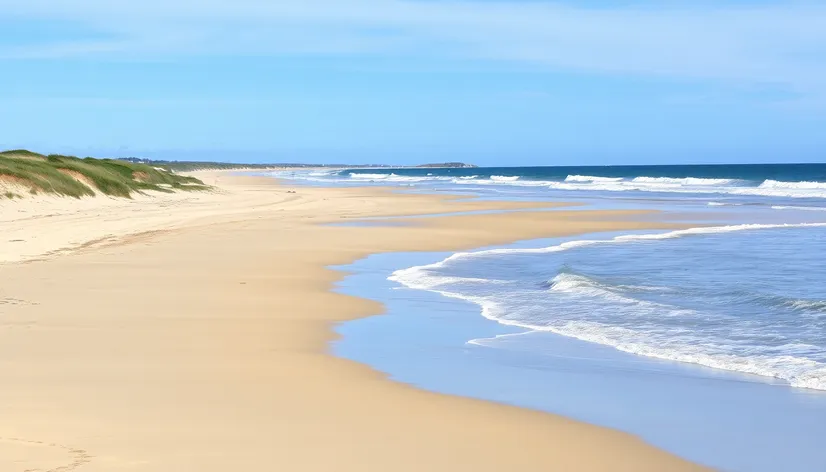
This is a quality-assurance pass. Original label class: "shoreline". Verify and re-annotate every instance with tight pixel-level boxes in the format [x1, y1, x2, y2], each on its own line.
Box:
[333, 229, 826, 471]
[0, 172, 706, 471]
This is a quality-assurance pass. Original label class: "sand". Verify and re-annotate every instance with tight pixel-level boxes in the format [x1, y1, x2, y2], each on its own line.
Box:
[0, 172, 709, 471]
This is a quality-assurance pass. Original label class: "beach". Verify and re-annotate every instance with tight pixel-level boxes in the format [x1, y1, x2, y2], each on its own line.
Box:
[0, 171, 704, 471]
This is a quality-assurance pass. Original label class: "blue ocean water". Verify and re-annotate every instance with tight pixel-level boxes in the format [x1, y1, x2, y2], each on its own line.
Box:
[391, 225, 826, 391]
[281, 163, 826, 204]
[275, 164, 826, 470]
[277, 163, 826, 390]
[333, 247, 826, 472]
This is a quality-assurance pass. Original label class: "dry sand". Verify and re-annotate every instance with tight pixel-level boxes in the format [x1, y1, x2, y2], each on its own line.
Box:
[0, 172, 709, 471]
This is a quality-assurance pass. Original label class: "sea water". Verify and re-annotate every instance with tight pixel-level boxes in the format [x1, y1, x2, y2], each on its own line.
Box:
[390, 224, 826, 391]
[275, 164, 826, 470]
[333, 246, 826, 471]
[279, 163, 826, 203]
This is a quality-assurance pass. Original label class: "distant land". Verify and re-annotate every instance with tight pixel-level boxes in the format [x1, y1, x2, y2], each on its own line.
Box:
[121, 158, 329, 172]
[416, 162, 478, 168]
[121, 157, 477, 171]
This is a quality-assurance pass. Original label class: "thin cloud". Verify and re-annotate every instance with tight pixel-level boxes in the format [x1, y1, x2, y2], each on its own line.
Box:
[2, 0, 826, 95]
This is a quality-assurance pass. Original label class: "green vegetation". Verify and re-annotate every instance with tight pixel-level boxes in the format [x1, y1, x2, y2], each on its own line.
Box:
[0, 150, 210, 198]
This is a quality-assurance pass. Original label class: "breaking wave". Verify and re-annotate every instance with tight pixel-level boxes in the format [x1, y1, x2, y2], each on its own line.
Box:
[390, 223, 826, 390]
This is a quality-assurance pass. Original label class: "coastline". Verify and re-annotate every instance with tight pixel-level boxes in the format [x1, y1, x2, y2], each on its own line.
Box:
[334, 234, 826, 471]
[0, 172, 705, 471]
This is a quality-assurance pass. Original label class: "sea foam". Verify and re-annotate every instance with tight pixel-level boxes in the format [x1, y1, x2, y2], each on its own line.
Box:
[631, 176, 738, 186]
[565, 175, 624, 183]
[389, 223, 826, 390]
[545, 177, 826, 198]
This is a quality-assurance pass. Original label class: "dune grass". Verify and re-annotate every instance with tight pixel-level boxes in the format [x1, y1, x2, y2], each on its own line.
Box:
[0, 150, 210, 198]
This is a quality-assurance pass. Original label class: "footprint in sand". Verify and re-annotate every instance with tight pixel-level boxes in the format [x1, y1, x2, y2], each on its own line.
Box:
[0, 437, 92, 471]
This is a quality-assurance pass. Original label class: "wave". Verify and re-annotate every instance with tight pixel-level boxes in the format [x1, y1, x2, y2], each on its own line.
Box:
[549, 273, 630, 302]
[772, 205, 826, 212]
[552, 272, 826, 317]
[547, 177, 826, 199]
[788, 300, 826, 313]
[459, 179, 555, 187]
[564, 175, 623, 183]
[517, 320, 826, 391]
[547, 273, 672, 308]
[546, 179, 738, 194]
[389, 222, 826, 390]
[396, 273, 826, 390]
[348, 173, 391, 179]
[279, 169, 826, 199]
[760, 180, 826, 190]
[391, 223, 826, 293]
[632, 176, 738, 186]
[392, 224, 826, 294]
[347, 172, 453, 183]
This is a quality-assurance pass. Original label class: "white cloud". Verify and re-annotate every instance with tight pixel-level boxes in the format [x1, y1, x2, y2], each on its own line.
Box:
[2, 0, 826, 95]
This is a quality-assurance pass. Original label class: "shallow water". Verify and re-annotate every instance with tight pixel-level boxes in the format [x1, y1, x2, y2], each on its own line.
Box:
[274, 165, 826, 470]
[333, 244, 826, 472]
[390, 225, 826, 391]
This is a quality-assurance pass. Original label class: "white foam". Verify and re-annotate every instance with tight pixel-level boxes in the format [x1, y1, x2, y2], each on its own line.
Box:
[396, 276, 826, 390]
[564, 175, 624, 183]
[521, 320, 826, 390]
[395, 224, 826, 281]
[789, 300, 826, 312]
[772, 205, 826, 212]
[547, 180, 731, 195]
[760, 179, 826, 190]
[631, 176, 737, 186]
[349, 173, 391, 180]
[347, 173, 453, 183]
[459, 178, 557, 187]
[278, 170, 826, 200]
[731, 186, 826, 199]
[389, 222, 826, 390]
[548, 273, 656, 306]
[546, 176, 826, 199]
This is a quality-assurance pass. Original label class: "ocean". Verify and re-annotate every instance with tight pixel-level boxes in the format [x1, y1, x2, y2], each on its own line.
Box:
[291, 163, 826, 202]
[275, 164, 826, 470]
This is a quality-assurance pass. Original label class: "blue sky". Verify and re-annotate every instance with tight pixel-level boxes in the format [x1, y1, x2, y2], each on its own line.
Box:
[1, 0, 825, 165]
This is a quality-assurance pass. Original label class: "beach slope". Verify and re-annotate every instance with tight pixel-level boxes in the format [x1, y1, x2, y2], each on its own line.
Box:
[0, 173, 706, 471]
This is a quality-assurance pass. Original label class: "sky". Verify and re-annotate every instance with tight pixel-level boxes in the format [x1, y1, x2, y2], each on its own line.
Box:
[1, 0, 826, 166]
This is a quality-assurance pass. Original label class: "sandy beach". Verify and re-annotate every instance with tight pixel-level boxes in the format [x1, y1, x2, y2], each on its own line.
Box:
[0, 172, 707, 471]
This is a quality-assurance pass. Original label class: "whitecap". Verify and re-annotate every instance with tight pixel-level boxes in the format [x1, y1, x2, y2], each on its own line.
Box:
[564, 175, 624, 183]
[490, 175, 520, 182]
